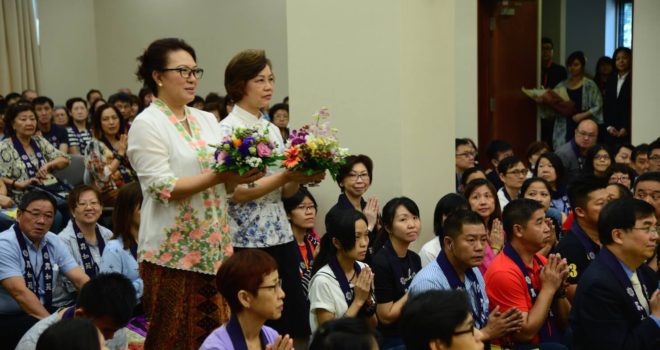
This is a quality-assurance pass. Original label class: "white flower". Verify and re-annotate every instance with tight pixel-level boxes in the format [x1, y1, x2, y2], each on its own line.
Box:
[246, 157, 263, 168]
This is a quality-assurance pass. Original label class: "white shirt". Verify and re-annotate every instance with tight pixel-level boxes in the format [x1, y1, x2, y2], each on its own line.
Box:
[219, 104, 293, 248]
[497, 187, 512, 209]
[419, 237, 442, 267]
[127, 100, 231, 275]
[617, 72, 630, 97]
[308, 262, 367, 333]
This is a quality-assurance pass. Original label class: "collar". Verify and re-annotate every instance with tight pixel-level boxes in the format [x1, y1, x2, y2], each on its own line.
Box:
[15, 225, 49, 250]
[232, 104, 265, 124]
[617, 257, 638, 279]
[618, 72, 630, 80]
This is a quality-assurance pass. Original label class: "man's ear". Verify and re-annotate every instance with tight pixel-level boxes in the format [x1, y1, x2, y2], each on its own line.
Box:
[574, 206, 586, 219]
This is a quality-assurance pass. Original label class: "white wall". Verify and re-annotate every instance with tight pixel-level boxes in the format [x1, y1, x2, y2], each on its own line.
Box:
[454, 1, 478, 142]
[632, 0, 660, 144]
[37, 0, 289, 105]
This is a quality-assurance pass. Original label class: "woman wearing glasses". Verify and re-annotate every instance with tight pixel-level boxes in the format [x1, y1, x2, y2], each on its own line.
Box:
[200, 249, 292, 350]
[128, 38, 262, 350]
[220, 49, 324, 346]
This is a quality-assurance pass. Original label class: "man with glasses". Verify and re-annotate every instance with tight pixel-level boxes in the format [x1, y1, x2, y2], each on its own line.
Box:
[0, 191, 89, 349]
[497, 156, 529, 209]
[555, 117, 599, 180]
[456, 138, 476, 192]
[634, 172, 660, 220]
[647, 141, 660, 172]
[570, 197, 660, 350]
[409, 210, 523, 345]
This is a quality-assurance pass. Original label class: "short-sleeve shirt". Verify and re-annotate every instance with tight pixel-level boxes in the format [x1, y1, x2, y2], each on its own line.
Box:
[418, 237, 442, 267]
[199, 324, 279, 350]
[556, 226, 600, 285]
[100, 239, 143, 300]
[66, 126, 92, 152]
[484, 251, 548, 345]
[41, 124, 69, 150]
[372, 248, 421, 337]
[0, 226, 79, 315]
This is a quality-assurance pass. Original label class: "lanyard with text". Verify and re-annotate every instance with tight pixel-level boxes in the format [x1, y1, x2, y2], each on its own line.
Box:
[11, 136, 46, 178]
[14, 225, 53, 309]
[598, 247, 649, 320]
[72, 222, 105, 278]
[436, 250, 487, 328]
[502, 244, 560, 343]
[226, 314, 268, 350]
[328, 255, 362, 306]
[570, 221, 599, 261]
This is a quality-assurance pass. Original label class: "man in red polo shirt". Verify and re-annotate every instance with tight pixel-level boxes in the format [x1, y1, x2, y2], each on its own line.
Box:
[485, 198, 571, 348]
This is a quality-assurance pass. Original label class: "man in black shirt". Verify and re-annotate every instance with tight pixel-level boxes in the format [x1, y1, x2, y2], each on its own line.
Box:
[33, 96, 69, 153]
[540, 37, 568, 147]
[556, 175, 609, 301]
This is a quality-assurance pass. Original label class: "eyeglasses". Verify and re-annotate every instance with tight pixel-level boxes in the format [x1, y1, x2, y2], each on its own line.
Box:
[160, 67, 204, 79]
[507, 168, 529, 177]
[22, 209, 55, 221]
[576, 130, 597, 139]
[610, 175, 630, 183]
[632, 226, 659, 235]
[650, 155, 660, 162]
[452, 321, 476, 337]
[258, 279, 283, 291]
[77, 200, 101, 208]
[295, 205, 317, 213]
[347, 172, 370, 181]
[594, 154, 611, 161]
[635, 191, 660, 201]
[456, 151, 476, 158]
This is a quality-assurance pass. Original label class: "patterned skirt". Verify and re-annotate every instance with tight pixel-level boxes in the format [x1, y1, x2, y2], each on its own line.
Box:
[141, 262, 229, 350]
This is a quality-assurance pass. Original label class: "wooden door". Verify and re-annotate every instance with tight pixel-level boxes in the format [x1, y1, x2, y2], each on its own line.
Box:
[478, 0, 538, 164]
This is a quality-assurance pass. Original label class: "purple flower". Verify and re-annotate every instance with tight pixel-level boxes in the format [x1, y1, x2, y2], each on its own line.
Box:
[256, 143, 272, 157]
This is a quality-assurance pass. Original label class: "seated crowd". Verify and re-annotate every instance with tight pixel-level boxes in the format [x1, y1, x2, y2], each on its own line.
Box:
[0, 49, 659, 350]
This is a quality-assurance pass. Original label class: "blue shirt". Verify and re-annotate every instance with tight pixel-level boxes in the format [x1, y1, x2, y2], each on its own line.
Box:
[618, 260, 660, 328]
[408, 260, 489, 327]
[0, 226, 78, 315]
[100, 239, 143, 300]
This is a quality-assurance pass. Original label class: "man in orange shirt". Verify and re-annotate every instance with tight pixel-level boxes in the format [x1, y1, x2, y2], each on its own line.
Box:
[485, 199, 571, 348]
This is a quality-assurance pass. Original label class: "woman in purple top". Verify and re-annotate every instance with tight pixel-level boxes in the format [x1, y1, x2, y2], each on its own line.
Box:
[200, 249, 293, 350]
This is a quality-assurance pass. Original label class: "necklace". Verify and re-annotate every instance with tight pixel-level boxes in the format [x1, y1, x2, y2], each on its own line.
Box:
[176, 114, 187, 122]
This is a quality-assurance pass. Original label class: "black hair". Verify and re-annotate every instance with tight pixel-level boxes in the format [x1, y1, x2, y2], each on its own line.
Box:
[502, 198, 545, 241]
[77, 273, 137, 327]
[612, 47, 632, 73]
[497, 155, 524, 176]
[5, 92, 21, 102]
[599, 198, 655, 245]
[336, 154, 374, 190]
[594, 56, 614, 84]
[220, 95, 234, 119]
[433, 193, 469, 236]
[533, 152, 566, 188]
[136, 38, 197, 97]
[583, 144, 613, 176]
[520, 177, 552, 199]
[649, 140, 660, 157]
[86, 89, 102, 102]
[455, 138, 471, 151]
[313, 208, 368, 276]
[401, 290, 472, 349]
[606, 163, 637, 188]
[4, 102, 35, 137]
[32, 96, 54, 108]
[566, 50, 586, 69]
[108, 92, 133, 105]
[486, 139, 513, 161]
[65, 97, 87, 112]
[36, 318, 101, 350]
[463, 178, 502, 229]
[526, 141, 551, 168]
[309, 317, 377, 350]
[460, 167, 486, 189]
[187, 95, 204, 108]
[442, 210, 485, 244]
[282, 186, 317, 214]
[632, 143, 650, 162]
[205, 92, 222, 104]
[541, 37, 553, 47]
[379, 197, 420, 247]
[138, 86, 154, 111]
[18, 190, 57, 212]
[607, 183, 633, 199]
[613, 143, 634, 159]
[634, 171, 660, 192]
[268, 103, 288, 119]
[567, 174, 608, 211]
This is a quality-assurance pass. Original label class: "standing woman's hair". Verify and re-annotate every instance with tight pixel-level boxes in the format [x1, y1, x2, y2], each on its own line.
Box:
[111, 182, 143, 250]
[463, 178, 502, 228]
[136, 38, 197, 97]
[313, 208, 368, 276]
[36, 318, 101, 350]
[224, 49, 272, 103]
[433, 193, 469, 236]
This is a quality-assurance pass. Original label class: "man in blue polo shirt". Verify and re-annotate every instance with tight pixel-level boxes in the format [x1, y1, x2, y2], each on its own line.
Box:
[0, 191, 89, 349]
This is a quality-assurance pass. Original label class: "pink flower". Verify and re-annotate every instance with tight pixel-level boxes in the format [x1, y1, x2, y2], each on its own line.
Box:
[203, 199, 213, 208]
[224, 244, 234, 257]
[159, 188, 172, 201]
[179, 251, 202, 269]
[169, 231, 182, 244]
[190, 228, 204, 240]
[143, 250, 154, 260]
[209, 232, 222, 244]
[216, 151, 228, 163]
[183, 212, 192, 221]
[159, 252, 173, 264]
[256, 143, 272, 157]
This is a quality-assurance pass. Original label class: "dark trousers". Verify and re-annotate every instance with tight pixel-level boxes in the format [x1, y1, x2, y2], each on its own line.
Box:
[235, 241, 311, 338]
[0, 313, 39, 350]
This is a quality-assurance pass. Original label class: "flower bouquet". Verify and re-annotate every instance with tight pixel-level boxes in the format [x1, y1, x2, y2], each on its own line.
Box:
[212, 127, 280, 175]
[282, 108, 349, 180]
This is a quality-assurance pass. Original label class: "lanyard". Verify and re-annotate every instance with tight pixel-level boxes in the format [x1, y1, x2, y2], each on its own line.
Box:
[14, 225, 53, 309]
[226, 314, 268, 350]
[101, 137, 135, 183]
[71, 124, 89, 152]
[72, 222, 105, 278]
[383, 240, 415, 295]
[598, 247, 649, 321]
[569, 221, 599, 261]
[328, 255, 361, 306]
[436, 250, 487, 328]
[11, 136, 46, 178]
[502, 244, 559, 343]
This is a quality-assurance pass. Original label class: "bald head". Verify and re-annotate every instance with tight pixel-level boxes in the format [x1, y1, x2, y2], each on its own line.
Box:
[574, 118, 598, 151]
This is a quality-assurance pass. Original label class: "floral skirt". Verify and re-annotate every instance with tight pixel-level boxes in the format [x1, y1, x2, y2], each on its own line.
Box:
[141, 262, 229, 350]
